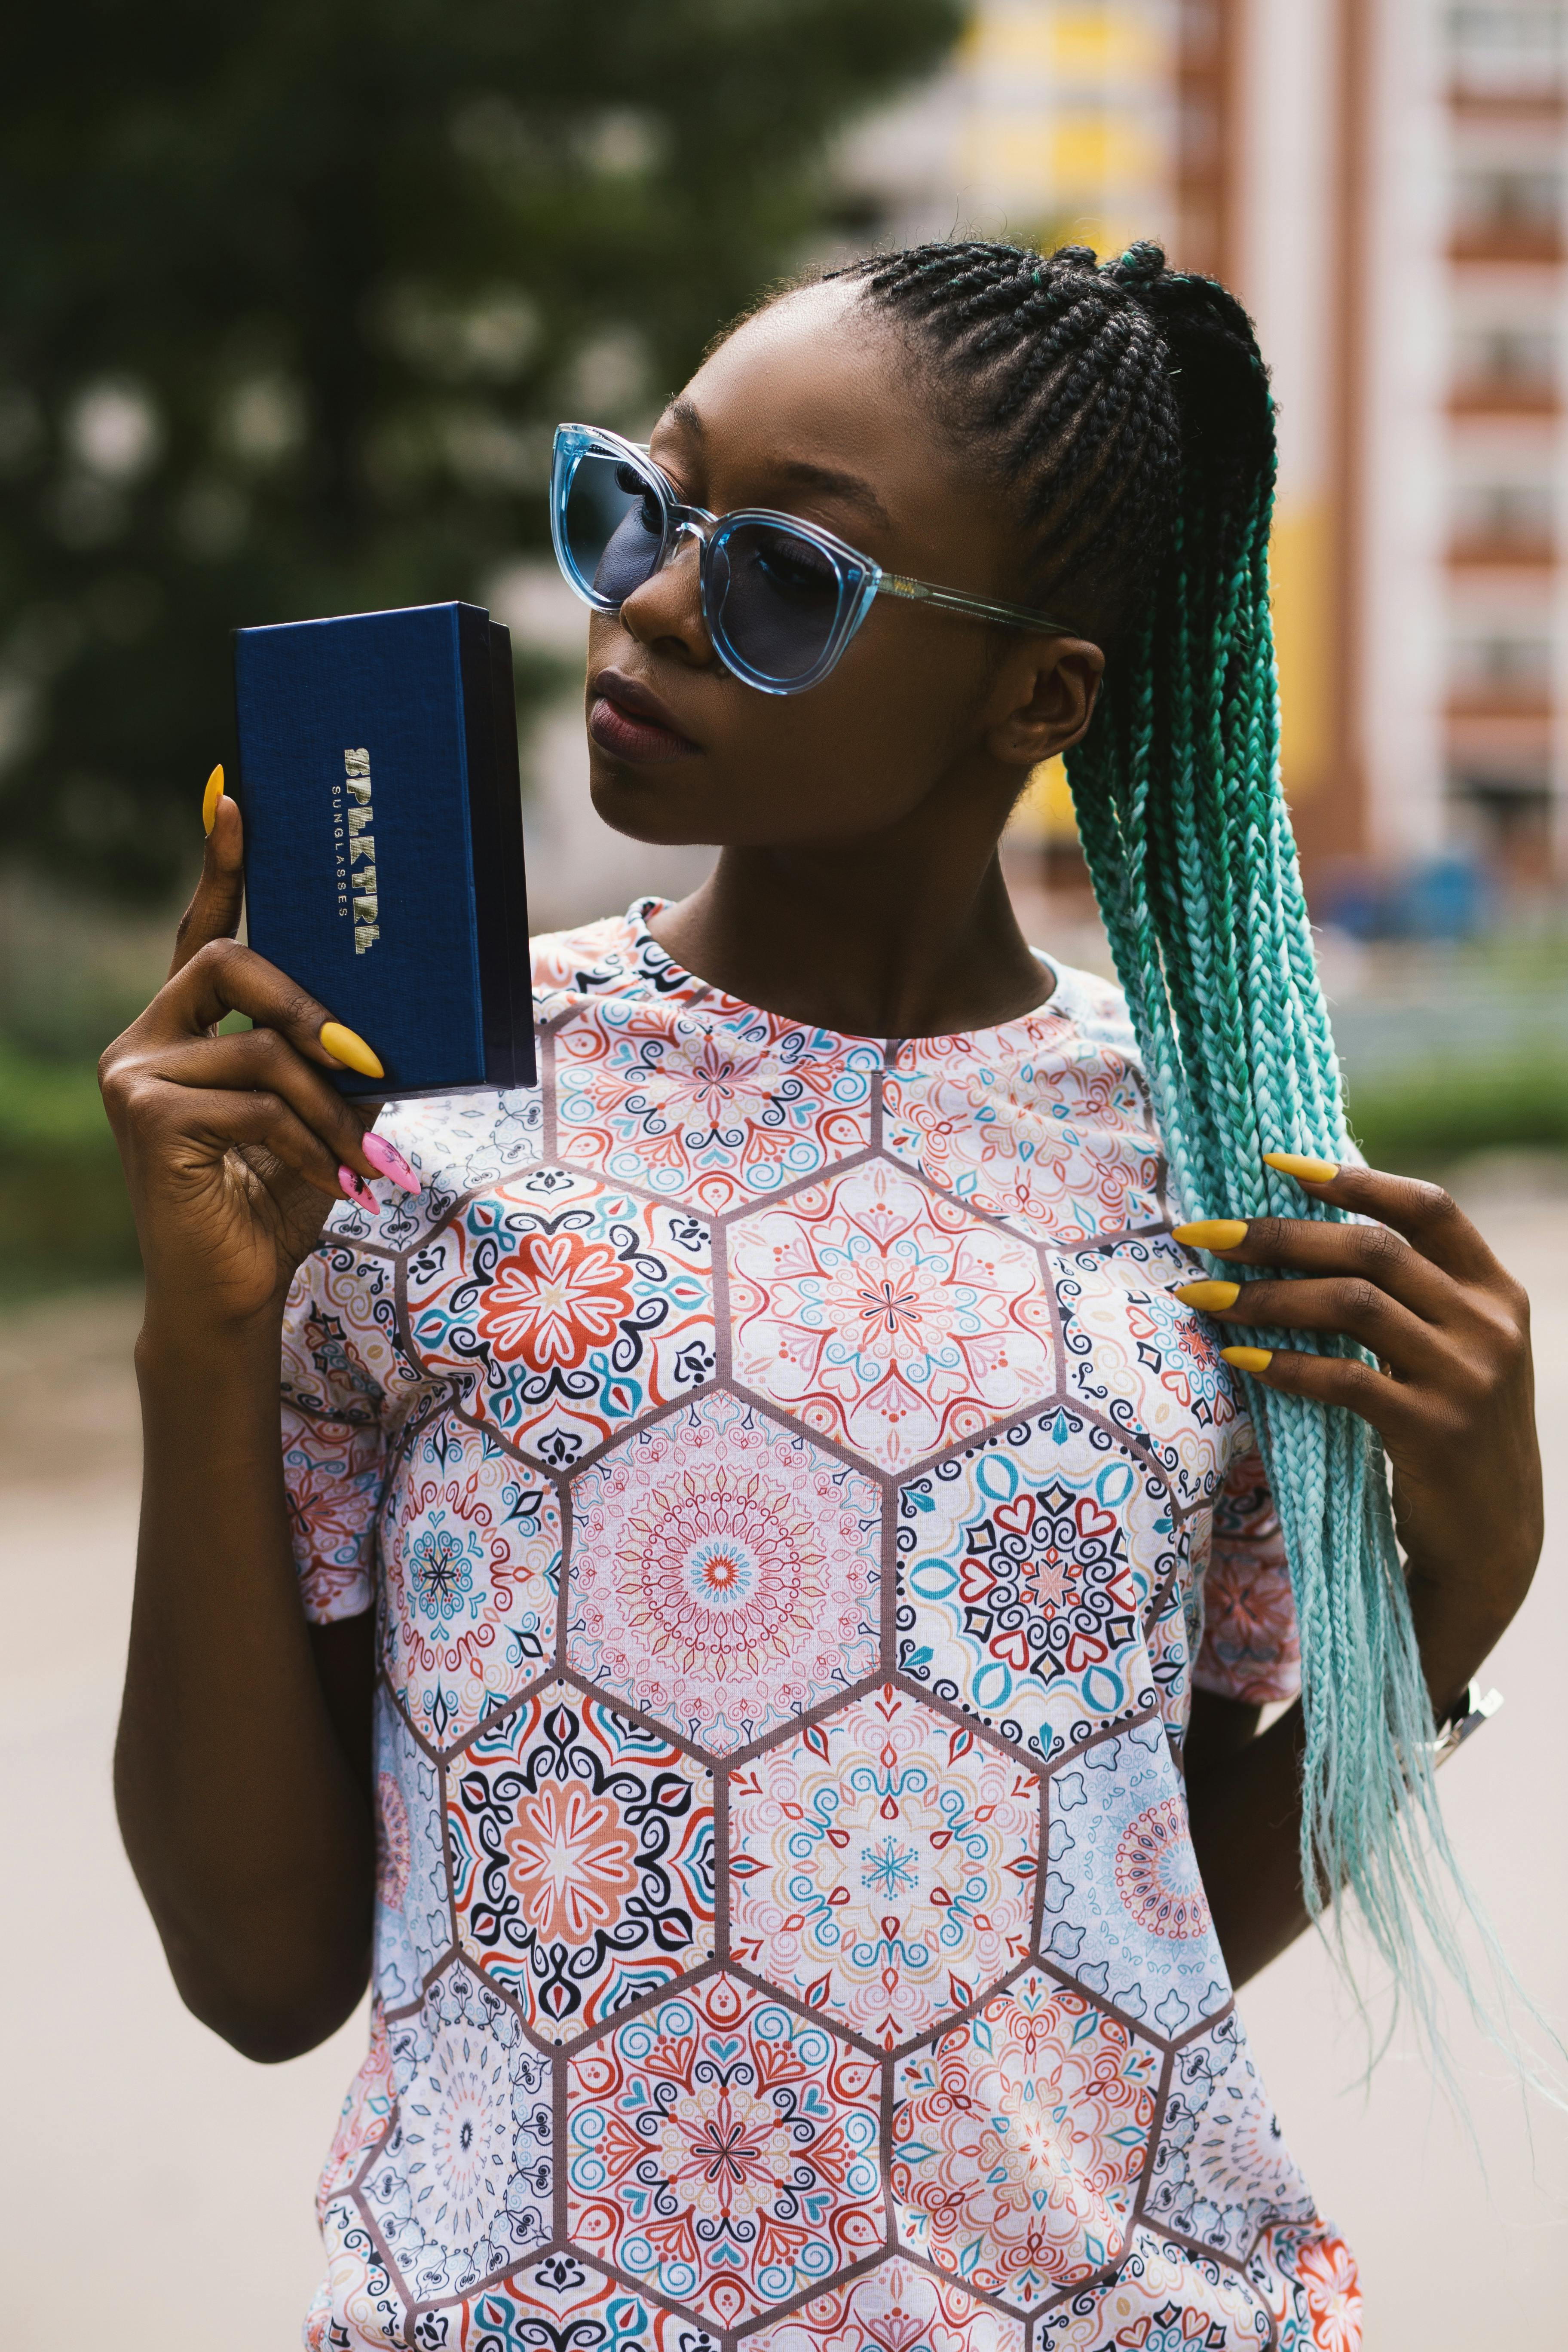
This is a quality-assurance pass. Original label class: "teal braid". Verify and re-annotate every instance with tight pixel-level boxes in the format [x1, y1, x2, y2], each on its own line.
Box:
[1065, 419, 1478, 2030]
[840, 233, 1553, 2072]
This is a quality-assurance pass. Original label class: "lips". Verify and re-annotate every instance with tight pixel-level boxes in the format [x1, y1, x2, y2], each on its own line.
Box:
[588, 668, 699, 764]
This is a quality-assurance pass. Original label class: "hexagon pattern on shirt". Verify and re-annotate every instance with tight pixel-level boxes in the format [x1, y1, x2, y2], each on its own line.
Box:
[282, 904, 1347, 2351]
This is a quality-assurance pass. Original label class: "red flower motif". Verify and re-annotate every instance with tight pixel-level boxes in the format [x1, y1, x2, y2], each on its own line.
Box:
[476, 1232, 635, 1367]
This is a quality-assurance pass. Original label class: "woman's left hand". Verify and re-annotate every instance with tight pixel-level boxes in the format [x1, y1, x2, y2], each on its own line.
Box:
[1172, 1156, 1541, 1718]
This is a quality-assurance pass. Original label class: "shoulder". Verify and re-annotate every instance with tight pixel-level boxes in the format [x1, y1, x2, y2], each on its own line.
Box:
[1034, 951, 1142, 1068]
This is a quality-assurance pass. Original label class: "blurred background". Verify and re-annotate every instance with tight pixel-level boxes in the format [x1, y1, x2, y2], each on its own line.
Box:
[2, 3, 1566, 2344]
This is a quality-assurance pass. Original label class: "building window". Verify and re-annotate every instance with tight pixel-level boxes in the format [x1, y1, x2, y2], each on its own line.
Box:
[1450, 476, 1556, 554]
[1448, 632, 1555, 704]
[1451, 164, 1563, 257]
[1447, 5, 1568, 92]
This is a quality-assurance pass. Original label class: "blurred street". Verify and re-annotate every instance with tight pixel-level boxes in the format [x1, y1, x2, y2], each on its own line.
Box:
[2, 1179, 1565, 2348]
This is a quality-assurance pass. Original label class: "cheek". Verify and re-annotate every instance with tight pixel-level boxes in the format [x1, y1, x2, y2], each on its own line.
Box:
[583, 614, 983, 849]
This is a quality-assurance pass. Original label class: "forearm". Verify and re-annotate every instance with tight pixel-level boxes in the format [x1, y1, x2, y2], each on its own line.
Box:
[116, 1309, 373, 2060]
[1188, 1579, 1519, 1988]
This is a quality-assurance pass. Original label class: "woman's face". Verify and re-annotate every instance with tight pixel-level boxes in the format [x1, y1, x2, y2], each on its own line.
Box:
[581, 276, 1101, 852]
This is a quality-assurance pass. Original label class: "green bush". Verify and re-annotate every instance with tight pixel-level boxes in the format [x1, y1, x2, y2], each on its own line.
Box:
[0, 1043, 138, 1299]
[1345, 1048, 1568, 1173]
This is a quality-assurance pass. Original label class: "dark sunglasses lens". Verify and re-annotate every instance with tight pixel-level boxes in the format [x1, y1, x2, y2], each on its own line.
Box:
[563, 449, 664, 605]
[708, 520, 844, 683]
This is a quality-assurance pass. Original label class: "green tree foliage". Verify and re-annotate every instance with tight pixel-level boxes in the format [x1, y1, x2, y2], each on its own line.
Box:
[0, 0, 961, 898]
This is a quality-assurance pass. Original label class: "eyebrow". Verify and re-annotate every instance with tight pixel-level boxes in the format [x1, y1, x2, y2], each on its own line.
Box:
[657, 397, 893, 530]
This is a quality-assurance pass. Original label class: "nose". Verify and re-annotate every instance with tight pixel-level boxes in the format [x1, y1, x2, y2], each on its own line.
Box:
[618, 522, 717, 671]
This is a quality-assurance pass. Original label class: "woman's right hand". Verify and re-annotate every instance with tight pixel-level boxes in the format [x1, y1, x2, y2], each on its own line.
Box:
[99, 776, 403, 1334]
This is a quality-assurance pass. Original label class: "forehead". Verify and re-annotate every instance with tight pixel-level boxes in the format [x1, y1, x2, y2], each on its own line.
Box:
[658, 279, 986, 560]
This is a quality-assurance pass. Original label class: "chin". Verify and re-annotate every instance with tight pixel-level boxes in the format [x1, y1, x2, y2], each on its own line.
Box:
[587, 763, 725, 848]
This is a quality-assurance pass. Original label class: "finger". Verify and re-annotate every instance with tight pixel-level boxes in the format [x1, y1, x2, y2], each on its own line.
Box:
[1174, 1274, 1443, 1379]
[162, 938, 386, 1089]
[169, 774, 245, 980]
[144, 1029, 382, 1183]
[1260, 1152, 1506, 1288]
[140, 1078, 351, 1203]
[1217, 1341, 1424, 1442]
[1173, 1207, 1462, 1325]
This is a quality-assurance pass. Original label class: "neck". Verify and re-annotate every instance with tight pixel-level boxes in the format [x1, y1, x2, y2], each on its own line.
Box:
[646, 799, 1054, 1039]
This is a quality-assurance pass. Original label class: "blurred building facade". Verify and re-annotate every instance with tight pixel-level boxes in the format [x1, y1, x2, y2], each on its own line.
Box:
[838, 0, 1568, 919]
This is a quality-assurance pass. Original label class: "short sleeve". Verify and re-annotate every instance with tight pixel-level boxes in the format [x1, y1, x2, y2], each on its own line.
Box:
[280, 1246, 388, 1625]
[1193, 1446, 1302, 1706]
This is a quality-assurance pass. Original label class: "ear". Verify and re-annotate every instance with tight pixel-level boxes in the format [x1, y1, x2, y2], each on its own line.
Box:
[982, 637, 1105, 769]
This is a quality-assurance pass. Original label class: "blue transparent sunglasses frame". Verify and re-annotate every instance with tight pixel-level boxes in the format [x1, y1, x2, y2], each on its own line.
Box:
[551, 422, 1070, 696]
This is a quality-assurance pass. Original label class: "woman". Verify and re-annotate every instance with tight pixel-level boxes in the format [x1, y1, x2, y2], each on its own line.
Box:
[101, 243, 1538, 2350]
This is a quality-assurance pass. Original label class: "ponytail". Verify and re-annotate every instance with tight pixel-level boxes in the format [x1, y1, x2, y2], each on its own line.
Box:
[1066, 253, 1461, 2042]
[845, 233, 1548, 2078]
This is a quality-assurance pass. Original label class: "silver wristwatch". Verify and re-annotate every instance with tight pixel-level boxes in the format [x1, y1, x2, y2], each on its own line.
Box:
[1432, 1681, 1503, 1767]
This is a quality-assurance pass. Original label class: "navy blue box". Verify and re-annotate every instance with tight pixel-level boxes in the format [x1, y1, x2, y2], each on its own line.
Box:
[234, 601, 535, 1099]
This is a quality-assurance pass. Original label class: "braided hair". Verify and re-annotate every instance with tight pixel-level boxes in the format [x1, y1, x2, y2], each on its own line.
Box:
[826, 238, 1491, 2052]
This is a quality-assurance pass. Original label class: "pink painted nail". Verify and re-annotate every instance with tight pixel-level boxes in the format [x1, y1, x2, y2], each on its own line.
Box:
[338, 1165, 377, 1209]
[362, 1133, 422, 1194]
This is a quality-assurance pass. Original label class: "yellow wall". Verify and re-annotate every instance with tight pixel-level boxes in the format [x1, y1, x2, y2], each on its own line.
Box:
[1268, 502, 1331, 797]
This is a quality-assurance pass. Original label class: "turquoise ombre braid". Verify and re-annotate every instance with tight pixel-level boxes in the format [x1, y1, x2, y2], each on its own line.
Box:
[843, 235, 1523, 2053]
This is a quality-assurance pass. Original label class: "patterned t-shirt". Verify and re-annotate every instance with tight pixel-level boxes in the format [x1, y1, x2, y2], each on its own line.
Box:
[283, 901, 1360, 2352]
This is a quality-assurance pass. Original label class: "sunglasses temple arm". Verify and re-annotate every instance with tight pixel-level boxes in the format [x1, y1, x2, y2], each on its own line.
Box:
[877, 572, 1072, 635]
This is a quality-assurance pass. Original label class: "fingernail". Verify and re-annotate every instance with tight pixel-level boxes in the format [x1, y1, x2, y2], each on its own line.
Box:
[1263, 1150, 1339, 1184]
[1172, 1219, 1249, 1251]
[202, 764, 224, 835]
[1221, 1345, 1274, 1373]
[319, 1021, 385, 1080]
[1174, 1280, 1240, 1310]
[362, 1133, 421, 1194]
[338, 1165, 377, 1209]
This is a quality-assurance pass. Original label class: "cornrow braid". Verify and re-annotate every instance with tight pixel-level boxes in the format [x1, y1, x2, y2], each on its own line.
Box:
[835, 237, 1525, 2065]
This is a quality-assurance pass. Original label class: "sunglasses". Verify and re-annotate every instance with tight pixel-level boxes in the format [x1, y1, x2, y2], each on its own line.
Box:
[550, 422, 1070, 696]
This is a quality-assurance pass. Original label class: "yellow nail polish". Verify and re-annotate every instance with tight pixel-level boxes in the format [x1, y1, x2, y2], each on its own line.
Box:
[1174, 1280, 1240, 1310]
[1221, 1345, 1274, 1373]
[319, 1021, 385, 1080]
[1171, 1219, 1248, 1251]
[202, 763, 224, 835]
[1263, 1149, 1339, 1184]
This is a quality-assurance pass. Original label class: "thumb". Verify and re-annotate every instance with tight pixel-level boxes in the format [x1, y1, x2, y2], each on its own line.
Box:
[168, 769, 245, 979]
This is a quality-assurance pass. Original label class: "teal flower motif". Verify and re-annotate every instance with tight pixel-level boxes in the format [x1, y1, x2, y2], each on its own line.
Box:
[407, 1513, 481, 1626]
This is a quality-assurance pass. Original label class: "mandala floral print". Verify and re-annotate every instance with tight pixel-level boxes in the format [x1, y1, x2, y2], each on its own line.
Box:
[446, 1680, 715, 2041]
[372, 1688, 450, 2009]
[405, 1168, 714, 1468]
[1248, 2222, 1363, 2352]
[1144, 2014, 1316, 2260]
[567, 1972, 882, 2327]
[727, 1157, 1055, 1473]
[1034, 2227, 1272, 2349]
[358, 1960, 553, 2306]
[279, 905, 1344, 2349]
[897, 1404, 1173, 1763]
[1194, 1456, 1301, 1705]
[381, 1410, 560, 1746]
[555, 992, 878, 1213]
[882, 1016, 1161, 1244]
[1058, 1246, 1241, 1510]
[568, 1391, 881, 1750]
[730, 1684, 1039, 2047]
[747, 2254, 1023, 2352]
[1042, 1716, 1230, 2036]
[893, 1971, 1161, 2306]
[449, 2253, 720, 2352]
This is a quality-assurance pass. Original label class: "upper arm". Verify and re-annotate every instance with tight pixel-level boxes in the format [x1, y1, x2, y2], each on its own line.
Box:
[309, 1611, 377, 1801]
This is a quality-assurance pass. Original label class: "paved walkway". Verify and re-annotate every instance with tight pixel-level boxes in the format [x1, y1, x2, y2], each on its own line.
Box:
[3, 1196, 1565, 2346]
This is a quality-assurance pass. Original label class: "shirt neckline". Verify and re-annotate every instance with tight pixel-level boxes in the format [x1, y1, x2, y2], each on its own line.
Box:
[624, 894, 1079, 1054]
